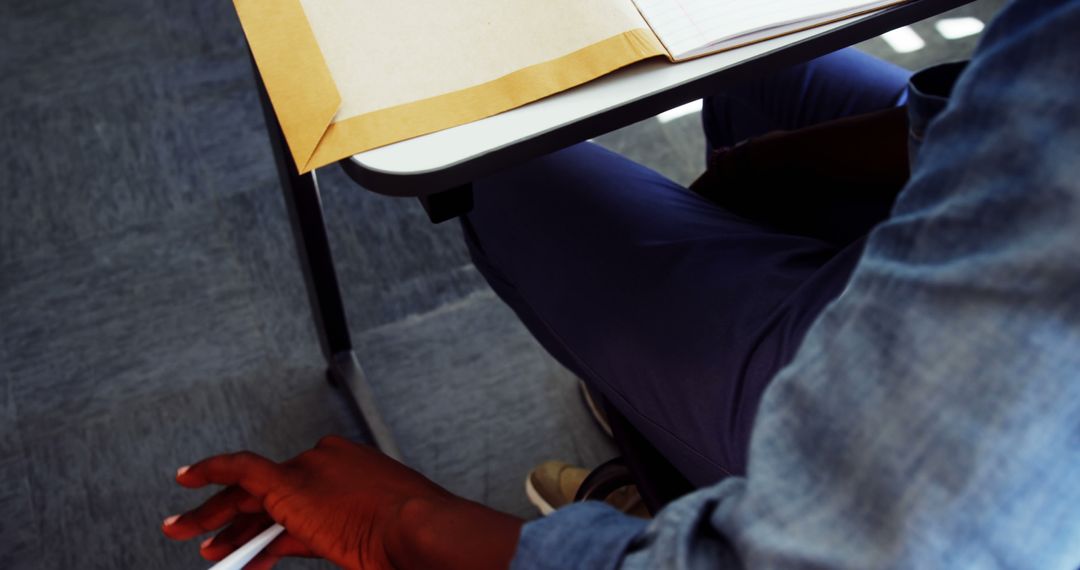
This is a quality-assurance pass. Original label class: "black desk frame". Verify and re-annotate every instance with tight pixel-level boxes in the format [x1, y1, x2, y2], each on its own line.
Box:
[254, 73, 402, 459]
[249, 0, 970, 459]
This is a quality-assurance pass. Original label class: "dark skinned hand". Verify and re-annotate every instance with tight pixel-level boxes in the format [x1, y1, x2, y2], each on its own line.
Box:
[161, 435, 523, 570]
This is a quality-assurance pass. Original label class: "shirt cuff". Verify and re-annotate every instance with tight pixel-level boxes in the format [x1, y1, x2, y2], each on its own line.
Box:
[511, 502, 648, 570]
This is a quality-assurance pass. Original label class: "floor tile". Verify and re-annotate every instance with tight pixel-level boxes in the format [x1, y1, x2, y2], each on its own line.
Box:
[355, 290, 617, 518]
[0, 82, 210, 264]
[0, 0, 169, 102]
[855, 0, 1007, 69]
[0, 457, 36, 569]
[217, 172, 489, 364]
[1, 211, 266, 436]
[19, 364, 362, 569]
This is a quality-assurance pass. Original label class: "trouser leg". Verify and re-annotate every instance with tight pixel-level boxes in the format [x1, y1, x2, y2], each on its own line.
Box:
[697, 48, 913, 255]
[702, 47, 912, 155]
[463, 143, 863, 484]
[463, 52, 913, 484]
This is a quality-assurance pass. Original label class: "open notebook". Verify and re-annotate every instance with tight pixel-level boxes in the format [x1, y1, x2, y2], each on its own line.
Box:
[237, 0, 907, 172]
[637, 0, 907, 59]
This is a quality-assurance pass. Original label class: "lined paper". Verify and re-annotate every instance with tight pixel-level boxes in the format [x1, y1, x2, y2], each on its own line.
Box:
[633, 0, 906, 59]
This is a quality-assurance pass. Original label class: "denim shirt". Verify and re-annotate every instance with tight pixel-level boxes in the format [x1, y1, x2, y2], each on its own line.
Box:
[511, 0, 1080, 568]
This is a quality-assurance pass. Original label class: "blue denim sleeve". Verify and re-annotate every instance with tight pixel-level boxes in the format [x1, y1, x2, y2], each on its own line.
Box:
[512, 0, 1080, 568]
[510, 502, 648, 570]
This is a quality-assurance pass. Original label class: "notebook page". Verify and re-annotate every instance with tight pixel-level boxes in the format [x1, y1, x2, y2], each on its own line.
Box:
[634, 0, 903, 59]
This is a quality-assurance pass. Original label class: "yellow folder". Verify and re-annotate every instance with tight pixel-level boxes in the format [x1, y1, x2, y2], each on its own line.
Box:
[237, 0, 907, 173]
[236, 0, 665, 173]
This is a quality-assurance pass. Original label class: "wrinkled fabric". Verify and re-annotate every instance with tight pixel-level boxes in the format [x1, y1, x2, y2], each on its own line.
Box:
[513, 1, 1080, 568]
[466, 48, 909, 488]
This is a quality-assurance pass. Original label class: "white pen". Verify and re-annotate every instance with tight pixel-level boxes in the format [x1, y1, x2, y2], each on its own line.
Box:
[207, 523, 285, 570]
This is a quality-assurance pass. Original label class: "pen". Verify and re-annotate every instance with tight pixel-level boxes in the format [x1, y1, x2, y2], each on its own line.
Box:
[207, 523, 285, 570]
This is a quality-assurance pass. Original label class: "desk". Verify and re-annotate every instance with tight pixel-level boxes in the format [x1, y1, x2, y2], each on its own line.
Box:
[253, 0, 971, 460]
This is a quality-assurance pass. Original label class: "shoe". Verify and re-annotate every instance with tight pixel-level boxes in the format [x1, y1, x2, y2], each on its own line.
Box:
[525, 460, 650, 518]
[579, 381, 613, 438]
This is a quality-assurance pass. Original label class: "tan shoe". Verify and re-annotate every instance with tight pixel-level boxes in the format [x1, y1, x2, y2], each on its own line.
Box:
[525, 460, 650, 518]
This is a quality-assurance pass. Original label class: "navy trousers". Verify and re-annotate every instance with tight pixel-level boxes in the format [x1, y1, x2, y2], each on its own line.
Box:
[462, 49, 911, 486]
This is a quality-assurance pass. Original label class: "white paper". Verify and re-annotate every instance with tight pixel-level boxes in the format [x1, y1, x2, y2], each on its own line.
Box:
[298, 0, 652, 122]
[632, 0, 906, 59]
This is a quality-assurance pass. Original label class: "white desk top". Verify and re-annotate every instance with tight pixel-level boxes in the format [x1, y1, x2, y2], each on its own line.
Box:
[343, 0, 967, 196]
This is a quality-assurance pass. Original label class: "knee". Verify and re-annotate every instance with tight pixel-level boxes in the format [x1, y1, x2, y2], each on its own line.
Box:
[468, 142, 621, 235]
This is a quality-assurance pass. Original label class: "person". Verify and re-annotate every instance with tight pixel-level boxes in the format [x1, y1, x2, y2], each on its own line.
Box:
[161, 0, 1080, 568]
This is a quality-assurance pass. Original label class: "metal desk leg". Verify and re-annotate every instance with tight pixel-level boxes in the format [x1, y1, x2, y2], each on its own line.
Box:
[251, 61, 402, 461]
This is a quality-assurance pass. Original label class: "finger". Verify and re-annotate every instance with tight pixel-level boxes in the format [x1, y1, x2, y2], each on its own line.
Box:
[162, 485, 262, 540]
[315, 434, 353, 449]
[198, 513, 274, 562]
[177, 452, 286, 497]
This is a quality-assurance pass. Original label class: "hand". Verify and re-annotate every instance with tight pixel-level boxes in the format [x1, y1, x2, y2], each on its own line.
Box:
[161, 436, 523, 570]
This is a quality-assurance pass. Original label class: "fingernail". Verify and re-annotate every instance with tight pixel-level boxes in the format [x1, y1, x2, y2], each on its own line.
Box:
[200, 537, 214, 549]
[176, 465, 190, 477]
[163, 515, 180, 526]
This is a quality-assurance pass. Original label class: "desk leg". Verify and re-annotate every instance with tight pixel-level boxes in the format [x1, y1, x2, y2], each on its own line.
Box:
[252, 61, 402, 461]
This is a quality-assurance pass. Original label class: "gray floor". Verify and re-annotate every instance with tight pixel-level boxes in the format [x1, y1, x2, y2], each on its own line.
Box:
[1, 0, 1004, 568]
